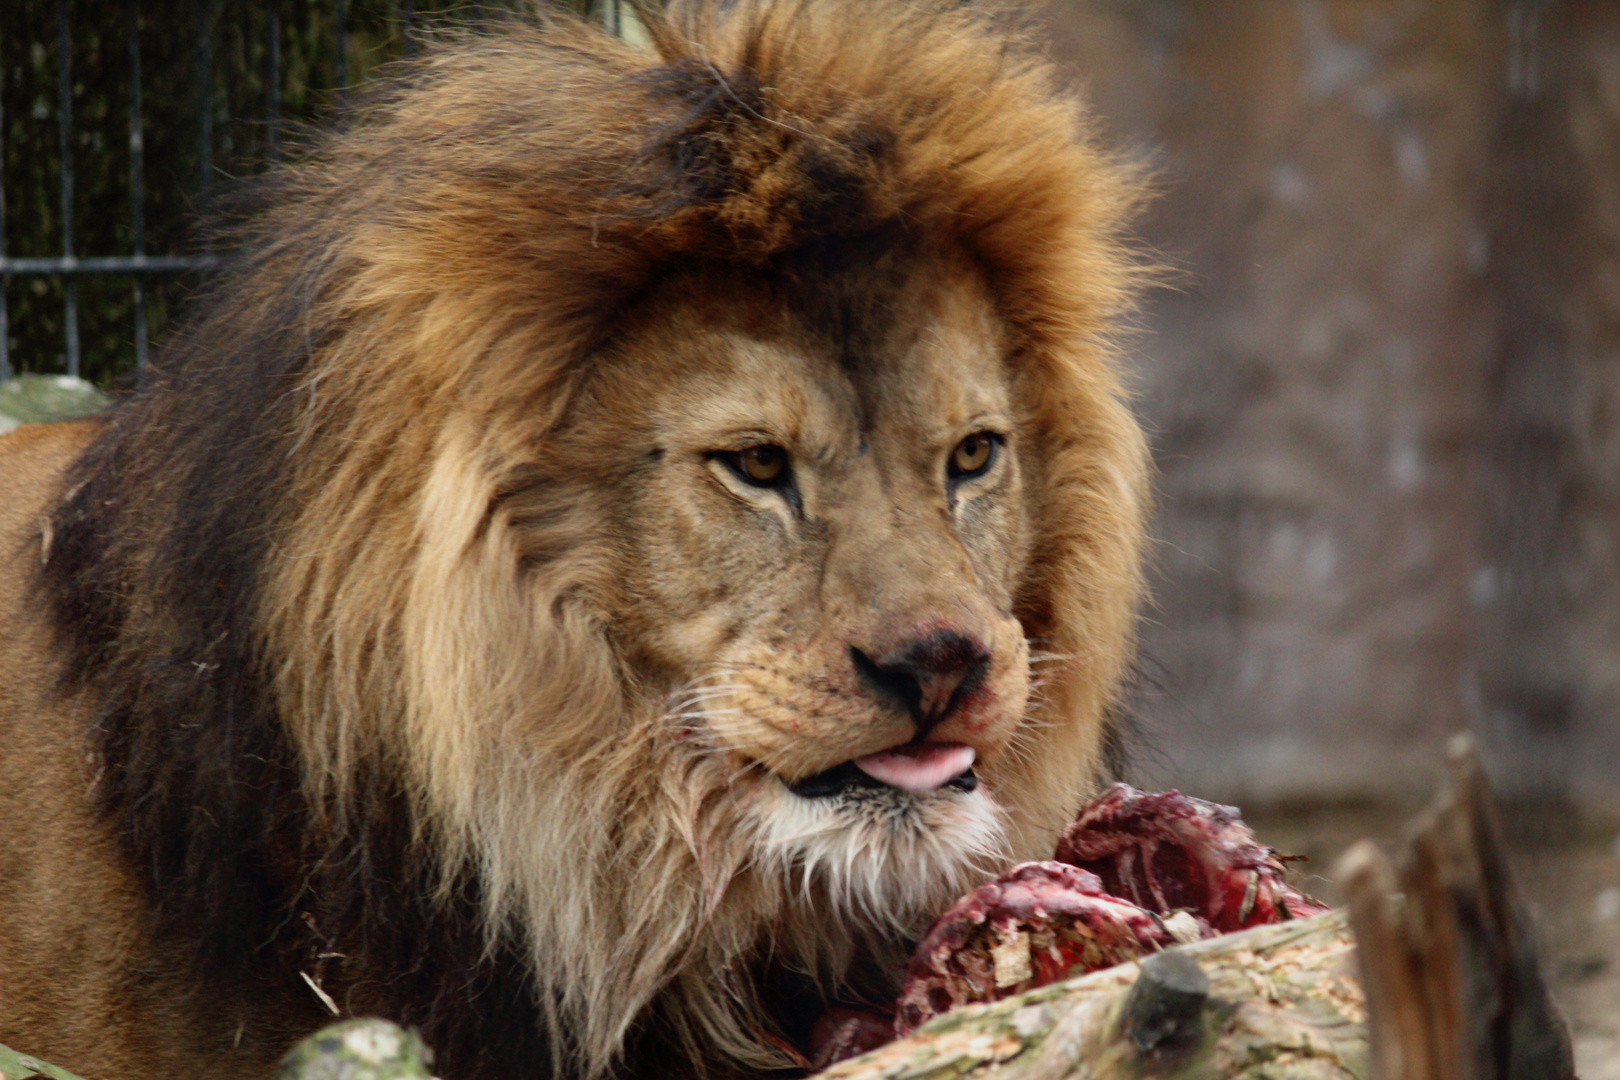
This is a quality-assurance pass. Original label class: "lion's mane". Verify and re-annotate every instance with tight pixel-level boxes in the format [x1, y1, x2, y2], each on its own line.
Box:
[39, 2, 1148, 1077]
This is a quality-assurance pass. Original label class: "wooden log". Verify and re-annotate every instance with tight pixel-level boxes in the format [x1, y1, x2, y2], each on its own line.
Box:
[816, 907, 1368, 1080]
[0, 916, 1365, 1080]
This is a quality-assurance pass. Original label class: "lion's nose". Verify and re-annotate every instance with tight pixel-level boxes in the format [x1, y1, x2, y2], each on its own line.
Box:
[850, 630, 992, 733]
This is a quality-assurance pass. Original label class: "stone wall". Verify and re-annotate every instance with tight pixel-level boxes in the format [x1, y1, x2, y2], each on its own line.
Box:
[1043, 0, 1620, 810]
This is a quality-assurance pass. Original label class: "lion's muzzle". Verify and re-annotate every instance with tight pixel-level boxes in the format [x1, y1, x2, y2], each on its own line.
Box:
[778, 628, 1006, 797]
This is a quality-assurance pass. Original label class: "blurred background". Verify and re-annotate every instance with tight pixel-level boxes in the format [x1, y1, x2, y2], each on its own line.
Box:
[1044, 7, 1620, 1070]
[1056, 0, 1620, 825]
[2, 0, 1617, 1072]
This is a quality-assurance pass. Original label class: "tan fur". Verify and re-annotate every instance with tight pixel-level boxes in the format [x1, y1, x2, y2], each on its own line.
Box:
[0, 4, 1149, 1078]
[0, 422, 298, 1077]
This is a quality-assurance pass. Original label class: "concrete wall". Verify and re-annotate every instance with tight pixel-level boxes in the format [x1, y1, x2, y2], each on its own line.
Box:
[1042, 0, 1620, 810]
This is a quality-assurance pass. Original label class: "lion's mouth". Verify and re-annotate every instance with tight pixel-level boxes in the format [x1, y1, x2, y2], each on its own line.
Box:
[788, 742, 978, 798]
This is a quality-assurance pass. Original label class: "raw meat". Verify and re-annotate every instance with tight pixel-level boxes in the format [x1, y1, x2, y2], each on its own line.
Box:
[808, 785, 1328, 1063]
[893, 861, 1176, 1034]
[808, 1006, 899, 1072]
[1054, 784, 1329, 932]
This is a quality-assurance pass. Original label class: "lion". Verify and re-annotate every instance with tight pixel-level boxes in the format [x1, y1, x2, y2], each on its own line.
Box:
[0, 3, 1149, 1078]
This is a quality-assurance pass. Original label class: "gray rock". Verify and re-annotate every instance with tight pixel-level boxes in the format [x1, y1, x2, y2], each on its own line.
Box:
[0, 375, 110, 433]
[275, 1019, 435, 1080]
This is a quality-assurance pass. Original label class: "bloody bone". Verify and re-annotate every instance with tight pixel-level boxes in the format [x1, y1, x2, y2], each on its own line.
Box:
[892, 861, 1176, 1035]
[1054, 783, 1329, 932]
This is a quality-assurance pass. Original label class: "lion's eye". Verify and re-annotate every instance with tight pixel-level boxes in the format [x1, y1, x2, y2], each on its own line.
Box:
[726, 444, 789, 487]
[948, 432, 998, 480]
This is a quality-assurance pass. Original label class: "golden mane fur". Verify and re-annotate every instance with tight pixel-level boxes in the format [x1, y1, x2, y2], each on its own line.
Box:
[0, 3, 1148, 1078]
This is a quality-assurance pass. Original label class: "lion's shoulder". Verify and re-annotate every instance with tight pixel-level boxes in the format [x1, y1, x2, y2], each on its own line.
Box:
[0, 418, 99, 628]
[0, 418, 99, 521]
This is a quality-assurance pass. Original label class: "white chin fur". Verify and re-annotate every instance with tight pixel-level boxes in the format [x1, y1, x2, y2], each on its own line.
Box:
[747, 780, 1009, 938]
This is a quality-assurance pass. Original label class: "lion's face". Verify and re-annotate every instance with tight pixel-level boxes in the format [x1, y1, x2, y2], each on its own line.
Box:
[556, 244, 1032, 904]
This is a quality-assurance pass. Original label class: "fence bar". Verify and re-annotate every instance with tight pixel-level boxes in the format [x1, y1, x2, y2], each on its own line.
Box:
[58, 0, 80, 378]
[0, 256, 221, 276]
[267, 2, 282, 162]
[401, 0, 416, 57]
[129, 2, 149, 380]
[336, 0, 349, 100]
[1, 39, 9, 382]
[197, 0, 213, 197]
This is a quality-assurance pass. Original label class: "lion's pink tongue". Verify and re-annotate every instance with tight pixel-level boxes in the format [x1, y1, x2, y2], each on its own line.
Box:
[853, 743, 976, 793]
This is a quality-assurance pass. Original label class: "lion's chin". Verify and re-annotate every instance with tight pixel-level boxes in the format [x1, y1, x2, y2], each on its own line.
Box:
[747, 772, 1009, 935]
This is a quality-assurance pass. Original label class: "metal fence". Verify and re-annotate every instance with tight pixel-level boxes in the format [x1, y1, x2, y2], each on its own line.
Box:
[2, 3, 209, 382]
[0, 0, 627, 386]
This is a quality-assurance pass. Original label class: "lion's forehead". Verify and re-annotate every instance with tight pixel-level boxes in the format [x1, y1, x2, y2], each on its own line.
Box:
[668, 338, 1004, 449]
[613, 267, 1014, 461]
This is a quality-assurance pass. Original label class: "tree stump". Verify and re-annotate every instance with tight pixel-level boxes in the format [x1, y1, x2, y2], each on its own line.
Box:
[1336, 736, 1576, 1080]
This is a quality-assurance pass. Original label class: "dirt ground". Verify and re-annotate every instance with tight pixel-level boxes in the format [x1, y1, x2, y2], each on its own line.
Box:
[1247, 803, 1620, 1079]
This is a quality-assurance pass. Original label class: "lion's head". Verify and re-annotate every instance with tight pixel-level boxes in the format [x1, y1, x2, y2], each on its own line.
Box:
[44, 2, 1148, 1076]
